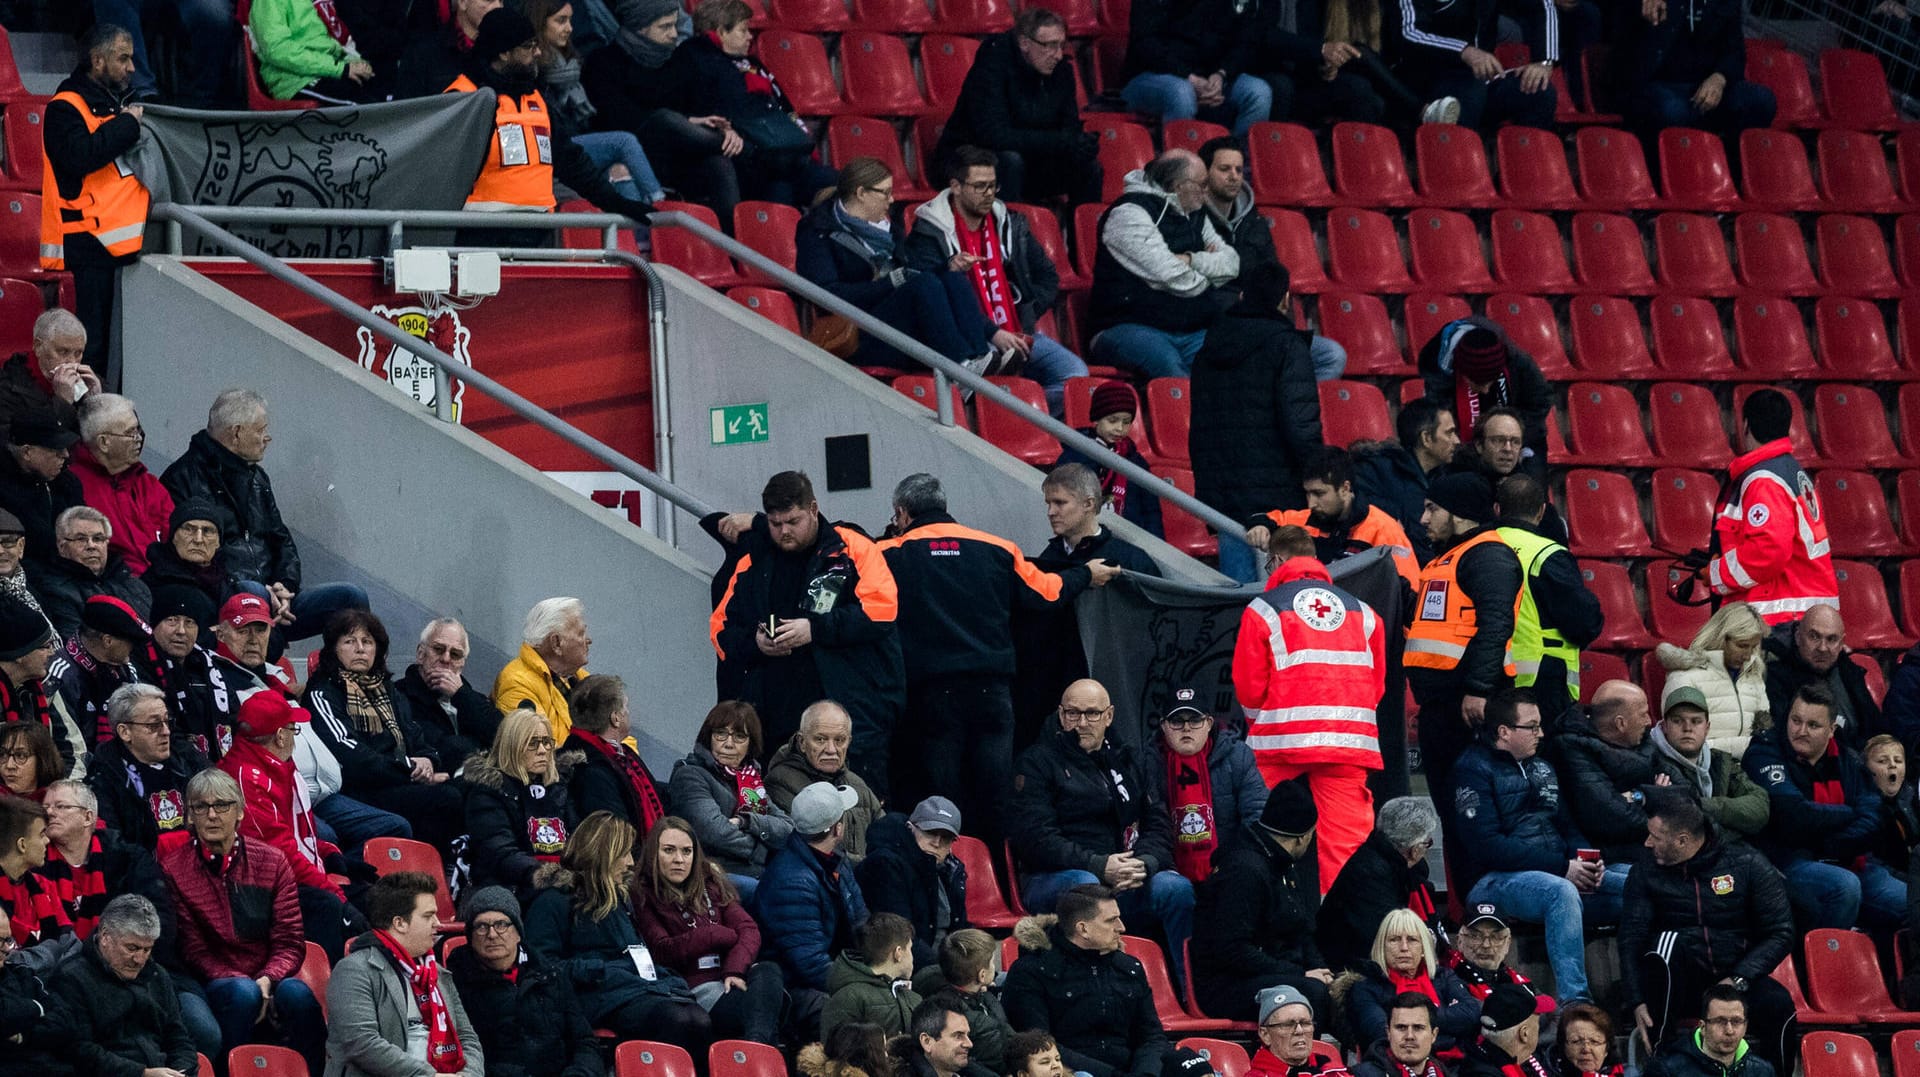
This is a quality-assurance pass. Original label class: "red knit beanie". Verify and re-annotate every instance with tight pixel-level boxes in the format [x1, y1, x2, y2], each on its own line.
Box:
[1089, 381, 1137, 421]
[1451, 327, 1508, 383]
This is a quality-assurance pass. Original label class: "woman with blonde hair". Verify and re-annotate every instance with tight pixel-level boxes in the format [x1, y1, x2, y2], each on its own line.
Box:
[1335, 908, 1480, 1052]
[464, 705, 580, 902]
[1655, 600, 1771, 758]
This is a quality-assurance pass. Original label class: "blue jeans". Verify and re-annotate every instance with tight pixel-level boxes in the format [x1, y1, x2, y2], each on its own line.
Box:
[312, 792, 413, 857]
[1216, 534, 1263, 584]
[1779, 857, 1865, 930]
[1626, 79, 1778, 139]
[236, 581, 370, 645]
[1309, 335, 1347, 381]
[729, 873, 760, 906]
[1122, 73, 1274, 137]
[858, 271, 996, 369]
[1026, 331, 1089, 415]
[1090, 325, 1207, 379]
[93, 0, 238, 104]
[206, 976, 325, 1076]
[1468, 869, 1603, 1002]
[1862, 858, 1909, 930]
[574, 130, 668, 203]
[174, 973, 222, 1064]
[1022, 868, 1196, 988]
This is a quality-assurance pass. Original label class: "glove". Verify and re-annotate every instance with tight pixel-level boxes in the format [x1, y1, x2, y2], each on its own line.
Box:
[616, 197, 655, 224]
[886, 267, 920, 287]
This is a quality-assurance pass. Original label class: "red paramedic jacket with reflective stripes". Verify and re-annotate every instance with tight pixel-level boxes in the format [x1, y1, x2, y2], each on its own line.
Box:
[1232, 557, 1388, 778]
[1706, 437, 1838, 626]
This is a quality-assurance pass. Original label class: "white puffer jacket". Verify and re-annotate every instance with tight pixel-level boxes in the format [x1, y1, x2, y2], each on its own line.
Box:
[1655, 643, 1772, 759]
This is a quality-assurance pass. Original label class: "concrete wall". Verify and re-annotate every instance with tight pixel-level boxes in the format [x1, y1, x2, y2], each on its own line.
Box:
[121, 258, 716, 771]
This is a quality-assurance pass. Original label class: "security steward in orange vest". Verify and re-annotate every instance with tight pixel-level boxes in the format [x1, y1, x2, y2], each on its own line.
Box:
[446, 9, 654, 248]
[1403, 472, 1522, 861]
[42, 23, 149, 393]
[1244, 444, 1423, 591]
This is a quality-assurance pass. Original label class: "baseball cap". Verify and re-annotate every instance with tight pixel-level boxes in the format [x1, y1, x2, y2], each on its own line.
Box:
[1463, 902, 1508, 931]
[235, 689, 311, 738]
[909, 795, 962, 836]
[790, 781, 859, 835]
[1662, 685, 1710, 718]
[220, 592, 273, 628]
[1162, 686, 1210, 723]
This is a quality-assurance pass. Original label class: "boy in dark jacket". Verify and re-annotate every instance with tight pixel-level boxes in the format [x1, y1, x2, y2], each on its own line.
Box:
[448, 887, 605, 1077]
[934, 13, 1100, 204]
[822, 912, 922, 1040]
[1001, 887, 1168, 1077]
[911, 932, 1013, 1073]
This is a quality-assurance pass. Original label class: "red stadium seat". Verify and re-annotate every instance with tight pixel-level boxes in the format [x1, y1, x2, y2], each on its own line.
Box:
[1583, 560, 1656, 649]
[1900, 383, 1920, 459]
[1734, 212, 1819, 295]
[1314, 291, 1408, 376]
[711, 1042, 788, 1077]
[0, 98, 44, 189]
[1090, 119, 1154, 202]
[910, 116, 945, 189]
[1009, 202, 1082, 293]
[1857, 652, 1888, 706]
[768, 0, 850, 30]
[919, 35, 978, 109]
[296, 941, 331, 1019]
[1571, 211, 1655, 294]
[1815, 297, 1902, 380]
[1261, 209, 1330, 294]
[1818, 213, 1901, 298]
[1819, 48, 1903, 130]
[1564, 469, 1653, 557]
[1651, 467, 1717, 554]
[1326, 209, 1412, 292]
[1408, 208, 1494, 292]
[650, 201, 746, 289]
[755, 31, 843, 116]
[1835, 561, 1916, 649]
[1739, 129, 1821, 212]
[1818, 129, 1906, 213]
[1415, 125, 1498, 208]
[1496, 127, 1579, 210]
[1143, 377, 1192, 465]
[1331, 122, 1415, 206]
[1072, 203, 1103, 281]
[0, 193, 41, 278]
[1158, 468, 1217, 558]
[1164, 119, 1231, 153]
[1127, 936, 1239, 1033]
[1899, 132, 1920, 208]
[1485, 293, 1572, 378]
[1246, 123, 1336, 207]
[1565, 382, 1656, 466]
[1061, 376, 1095, 429]
[0, 29, 28, 102]
[950, 835, 1020, 928]
[826, 117, 933, 200]
[1732, 295, 1817, 379]
[732, 201, 802, 283]
[1814, 382, 1910, 468]
[1746, 45, 1820, 129]
[1897, 1031, 1920, 1077]
[1649, 296, 1736, 379]
[616, 1042, 699, 1077]
[852, 0, 933, 31]
[1574, 127, 1659, 210]
[1568, 295, 1658, 380]
[1026, 0, 1097, 34]
[727, 287, 803, 333]
[892, 375, 971, 427]
[1578, 653, 1633, 704]
[1648, 560, 1712, 642]
[1318, 380, 1392, 447]
[1774, 952, 1860, 1026]
[1658, 128, 1741, 211]
[1177, 1039, 1250, 1077]
[1801, 1033, 1880, 1077]
[364, 838, 460, 926]
[1805, 930, 1920, 1022]
[228, 1046, 306, 1077]
[1649, 383, 1732, 469]
[1489, 209, 1576, 292]
[1653, 212, 1738, 296]
[934, 0, 1013, 33]
[0, 276, 39, 355]
[241, 34, 317, 112]
[1900, 559, 1920, 639]
[1403, 294, 1472, 363]
[1899, 215, 1920, 291]
[1817, 471, 1913, 557]
[840, 33, 931, 116]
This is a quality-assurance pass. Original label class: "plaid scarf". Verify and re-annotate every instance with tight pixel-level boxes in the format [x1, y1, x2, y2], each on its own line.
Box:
[374, 930, 466, 1074]
[36, 833, 108, 938]
[342, 670, 407, 755]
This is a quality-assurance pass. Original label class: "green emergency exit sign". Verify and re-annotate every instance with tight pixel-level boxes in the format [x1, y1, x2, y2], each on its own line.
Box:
[710, 403, 770, 445]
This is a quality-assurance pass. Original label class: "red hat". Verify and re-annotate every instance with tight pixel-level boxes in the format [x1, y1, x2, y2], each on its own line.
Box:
[236, 689, 311, 738]
[1451, 327, 1508, 383]
[1089, 381, 1137, 421]
[220, 593, 273, 628]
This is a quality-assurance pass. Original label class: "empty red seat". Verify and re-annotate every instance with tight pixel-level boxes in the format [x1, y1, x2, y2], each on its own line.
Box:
[1650, 382, 1733, 469]
[0, 29, 29, 103]
[1817, 471, 1913, 556]
[1072, 203, 1102, 281]
[1326, 208, 1412, 292]
[1163, 119, 1231, 153]
[1648, 559, 1713, 641]
[1564, 469, 1653, 557]
[1814, 382, 1909, 468]
[1403, 294, 1472, 363]
[1091, 119, 1154, 202]
[1318, 379, 1392, 447]
[841, 33, 930, 116]
[1010, 202, 1082, 292]
[1485, 293, 1572, 378]
[757, 29, 843, 114]
[826, 116, 933, 200]
[976, 376, 1058, 466]
[1732, 383, 1820, 464]
[1802, 1032, 1881, 1077]
[852, 0, 934, 30]
[0, 276, 38, 355]
[1899, 132, 1920, 207]
[1025, 0, 1097, 33]
[1575, 127, 1659, 210]
[1578, 653, 1634, 705]
[1408, 208, 1493, 292]
[1565, 382, 1656, 466]
[1658, 128, 1741, 211]
[1315, 291, 1408, 375]
[768, 0, 851, 33]
[1568, 295, 1658, 380]
[1649, 296, 1737, 379]
[934, 0, 1013, 33]
[617, 1041, 699, 1077]
[1835, 561, 1915, 649]
[892, 375, 971, 427]
[1818, 214, 1901, 298]
[1734, 213, 1819, 295]
[1496, 127, 1580, 210]
[0, 98, 44, 189]
[1732, 295, 1817, 379]
[727, 286, 802, 333]
[1571, 211, 1655, 293]
[1143, 377, 1192, 464]
[1820, 48, 1903, 130]
[1654, 212, 1739, 295]
[1159, 467, 1217, 558]
[1583, 560, 1656, 649]
[1815, 297, 1901, 380]
[919, 35, 979, 109]
[1261, 208, 1329, 293]
[1490, 209, 1575, 292]
[732, 200, 802, 283]
[909, 115, 944, 189]
[1746, 45, 1820, 129]
[1245, 122, 1335, 207]
[1651, 467, 1718, 552]
[1415, 125, 1498, 208]
[1739, 128, 1821, 211]
[651, 201, 746, 288]
[1806, 928, 1920, 1024]
[1818, 129, 1905, 213]
[1331, 122, 1414, 206]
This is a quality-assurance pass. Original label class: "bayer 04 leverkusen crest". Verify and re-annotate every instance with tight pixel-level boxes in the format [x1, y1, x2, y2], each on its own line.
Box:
[355, 304, 472, 422]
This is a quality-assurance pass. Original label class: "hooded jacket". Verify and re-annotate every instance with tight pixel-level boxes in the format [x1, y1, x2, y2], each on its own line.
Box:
[631, 876, 761, 987]
[463, 749, 582, 898]
[1203, 183, 1280, 303]
[1417, 318, 1551, 465]
[821, 951, 922, 1039]
[219, 733, 342, 897]
[42, 72, 141, 271]
[1646, 727, 1770, 841]
[1189, 288, 1322, 521]
[85, 735, 199, 851]
[444, 945, 604, 1077]
[158, 430, 300, 592]
[1010, 728, 1176, 879]
[159, 834, 304, 985]
[323, 930, 485, 1077]
[50, 936, 198, 1077]
[31, 553, 151, 640]
[67, 446, 172, 577]
[1762, 620, 1881, 753]
[1001, 915, 1168, 1077]
[1190, 822, 1322, 1016]
[1549, 708, 1656, 864]
[0, 450, 83, 570]
[522, 871, 697, 1023]
[1741, 723, 1882, 865]
[249, 0, 365, 100]
[855, 812, 969, 968]
[934, 30, 1086, 164]
[766, 736, 884, 862]
[1654, 643, 1770, 759]
[1090, 170, 1238, 336]
[751, 831, 870, 990]
[1318, 828, 1438, 974]
[904, 192, 1061, 333]
[1450, 742, 1587, 892]
[666, 746, 794, 878]
[1616, 823, 1793, 1009]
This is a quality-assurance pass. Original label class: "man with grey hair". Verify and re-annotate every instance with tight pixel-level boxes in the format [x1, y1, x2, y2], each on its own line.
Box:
[88, 680, 201, 849]
[879, 473, 1120, 845]
[767, 700, 885, 862]
[493, 597, 591, 742]
[399, 617, 501, 761]
[51, 893, 201, 1077]
[46, 593, 151, 777]
[70, 393, 172, 574]
[1318, 795, 1444, 971]
[0, 308, 99, 434]
[1087, 148, 1239, 380]
[34, 502, 151, 638]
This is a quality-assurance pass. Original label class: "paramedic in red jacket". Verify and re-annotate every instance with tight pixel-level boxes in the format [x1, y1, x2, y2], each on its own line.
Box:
[1699, 389, 1837, 627]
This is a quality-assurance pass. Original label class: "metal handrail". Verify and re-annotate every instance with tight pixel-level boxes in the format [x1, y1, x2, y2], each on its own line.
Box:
[148, 203, 715, 532]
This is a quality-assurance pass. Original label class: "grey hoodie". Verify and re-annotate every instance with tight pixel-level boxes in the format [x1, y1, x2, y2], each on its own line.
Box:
[1101, 169, 1239, 297]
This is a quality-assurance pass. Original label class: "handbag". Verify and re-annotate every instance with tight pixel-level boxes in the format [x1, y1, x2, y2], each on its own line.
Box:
[806, 312, 860, 358]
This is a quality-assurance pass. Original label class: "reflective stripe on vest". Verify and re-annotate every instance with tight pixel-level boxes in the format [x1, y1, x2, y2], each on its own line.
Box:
[1404, 530, 1518, 676]
[39, 91, 149, 270]
[447, 75, 557, 213]
[1497, 526, 1581, 699]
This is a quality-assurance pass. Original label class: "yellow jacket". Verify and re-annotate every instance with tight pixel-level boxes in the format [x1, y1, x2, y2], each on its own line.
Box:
[491, 642, 585, 742]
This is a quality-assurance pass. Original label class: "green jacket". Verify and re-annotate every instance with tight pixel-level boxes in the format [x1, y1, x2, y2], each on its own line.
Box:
[249, 0, 361, 100]
[1649, 726, 1771, 840]
[821, 953, 921, 1041]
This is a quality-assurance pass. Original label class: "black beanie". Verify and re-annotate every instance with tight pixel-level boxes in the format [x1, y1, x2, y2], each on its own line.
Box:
[1260, 775, 1317, 835]
[1426, 472, 1495, 526]
[150, 585, 215, 629]
[474, 8, 538, 61]
[0, 592, 51, 661]
[169, 498, 234, 538]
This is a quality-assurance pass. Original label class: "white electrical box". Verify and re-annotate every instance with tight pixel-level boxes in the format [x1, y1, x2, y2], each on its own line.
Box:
[393, 249, 452, 293]
[456, 252, 503, 297]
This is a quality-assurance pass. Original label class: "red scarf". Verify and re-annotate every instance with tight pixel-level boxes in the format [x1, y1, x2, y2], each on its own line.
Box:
[1454, 372, 1507, 444]
[1094, 433, 1135, 515]
[1385, 1061, 1446, 1077]
[311, 0, 352, 46]
[0, 869, 70, 949]
[954, 204, 1020, 334]
[1164, 746, 1217, 881]
[0, 673, 50, 728]
[709, 34, 780, 97]
[1498, 1056, 1555, 1077]
[38, 833, 108, 938]
[727, 760, 770, 815]
[575, 730, 666, 833]
[374, 929, 466, 1074]
[1388, 966, 1440, 1004]
[1408, 882, 1437, 924]
[1809, 739, 1867, 871]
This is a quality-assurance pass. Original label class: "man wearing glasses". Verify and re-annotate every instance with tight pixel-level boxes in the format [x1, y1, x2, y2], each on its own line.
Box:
[398, 617, 503, 763]
[34, 504, 151, 640]
[445, 886, 604, 1077]
[87, 681, 201, 849]
[1247, 985, 1346, 1077]
[934, 9, 1101, 206]
[68, 393, 172, 575]
[1647, 986, 1777, 1077]
[1145, 687, 1267, 886]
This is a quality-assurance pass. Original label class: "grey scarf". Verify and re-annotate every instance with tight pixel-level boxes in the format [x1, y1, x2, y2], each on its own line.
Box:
[542, 53, 594, 128]
[1649, 724, 1713, 798]
[617, 26, 677, 69]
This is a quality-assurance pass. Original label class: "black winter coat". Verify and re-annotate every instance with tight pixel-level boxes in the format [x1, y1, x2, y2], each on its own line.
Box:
[1001, 918, 1168, 1077]
[1318, 828, 1437, 974]
[935, 31, 1087, 164]
[86, 736, 199, 851]
[1189, 304, 1323, 520]
[1616, 826, 1793, 1009]
[1122, 0, 1254, 81]
[561, 730, 667, 844]
[856, 813, 969, 969]
[303, 671, 442, 797]
[444, 947, 605, 1077]
[43, 74, 139, 270]
[1191, 825, 1321, 1008]
[46, 636, 140, 770]
[1646, 1032, 1776, 1077]
[0, 353, 76, 435]
[1011, 729, 1176, 878]
[1451, 743, 1586, 892]
[581, 43, 684, 136]
[0, 957, 67, 1075]
[337, 0, 440, 77]
[1762, 622, 1884, 752]
[49, 938, 198, 1077]
[139, 541, 243, 631]
[1417, 318, 1551, 469]
[31, 554, 150, 640]
[1615, 0, 1747, 90]
[1742, 725, 1882, 865]
[1549, 708, 1656, 864]
[463, 752, 582, 900]
[396, 665, 503, 763]
[0, 451, 82, 570]
[159, 431, 299, 592]
[393, 24, 468, 98]
[135, 646, 251, 764]
[522, 880, 698, 1024]
[1351, 442, 1438, 565]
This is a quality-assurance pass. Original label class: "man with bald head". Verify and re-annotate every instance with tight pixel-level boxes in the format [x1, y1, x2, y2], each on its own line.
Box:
[1764, 604, 1884, 752]
[767, 700, 884, 862]
[1552, 680, 1655, 904]
[1010, 678, 1196, 987]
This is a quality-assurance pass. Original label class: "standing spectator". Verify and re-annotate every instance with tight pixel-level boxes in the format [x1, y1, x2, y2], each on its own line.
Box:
[142, 586, 247, 763]
[1646, 687, 1770, 842]
[1050, 382, 1164, 539]
[1352, 995, 1449, 1077]
[1247, 986, 1345, 1076]
[51, 894, 198, 1077]
[767, 700, 884, 863]
[1551, 1004, 1622, 1077]
[1697, 390, 1837, 628]
[1119, 0, 1272, 134]
[1456, 986, 1546, 1077]
[1010, 679, 1194, 986]
[932, 9, 1100, 204]
[1616, 0, 1775, 141]
[395, 0, 501, 97]
[1002, 884, 1168, 1077]
[46, 595, 148, 774]
[857, 797, 968, 969]
[325, 871, 485, 1077]
[1646, 986, 1777, 1077]
[492, 597, 591, 741]
[69, 395, 170, 575]
[464, 707, 578, 903]
[527, 0, 669, 212]
[141, 501, 245, 624]
[0, 596, 55, 736]
[1146, 689, 1267, 886]
[88, 682, 197, 849]
[0, 796, 72, 956]
[0, 309, 96, 435]
[249, 0, 389, 102]
[160, 768, 322, 1074]
[0, 416, 84, 570]
[1, 720, 61, 800]
[905, 146, 1089, 416]
[823, 912, 923, 1039]
[1245, 446, 1422, 589]
[1492, 474, 1594, 720]
[1087, 151, 1238, 379]
[914, 932, 1012, 1073]
[1352, 400, 1460, 566]
[1654, 601, 1771, 760]
[667, 701, 793, 899]
[1232, 536, 1387, 883]
[397, 618, 503, 764]
[1444, 904, 1552, 1011]
[1763, 605, 1882, 751]
[1620, 792, 1795, 1073]
[446, 886, 605, 1077]
[1552, 680, 1655, 876]
[559, 674, 666, 842]
[33, 506, 151, 637]
[753, 781, 872, 994]
[1339, 910, 1480, 1053]
[1191, 778, 1332, 1024]
[1384, 0, 1555, 130]
[1318, 797, 1442, 974]
[1418, 322, 1549, 476]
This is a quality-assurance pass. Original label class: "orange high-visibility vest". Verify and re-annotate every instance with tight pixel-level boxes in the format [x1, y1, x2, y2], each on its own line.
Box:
[1403, 530, 1518, 676]
[446, 75, 556, 212]
[40, 91, 148, 271]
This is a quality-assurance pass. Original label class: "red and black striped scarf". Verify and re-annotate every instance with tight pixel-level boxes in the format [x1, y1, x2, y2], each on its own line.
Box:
[0, 868, 71, 949]
[37, 832, 108, 937]
[0, 673, 49, 727]
[575, 730, 665, 833]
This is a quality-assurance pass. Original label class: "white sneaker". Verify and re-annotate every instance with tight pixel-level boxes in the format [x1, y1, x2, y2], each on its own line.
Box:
[1421, 96, 1462, 125]
[963, 352, 995, 377]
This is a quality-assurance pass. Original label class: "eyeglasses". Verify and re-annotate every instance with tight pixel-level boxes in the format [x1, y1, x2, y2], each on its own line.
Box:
[712, 729, 751, 743]
[1511, 722, 1543, 733]
[470, 919, 517, 937]
[0, 748, 32, 764]
[44, 801, 90, 815]
[99, 426, 144, 443]
[61, 532, 109, 546]
[961, 180, 1001, 194]
[122, 720, 168, 733]
[189, 799, 239, 817]
[1163, 714, 1211, 730]
[863, 185, 895, 199]
[1703, 1017, 1748, 1028]
[528, 737, 557, 750]
[1059, 706, 1111, 723]
[1263, 1020, 1314, 1033]
[1023, 33, 1066, 52]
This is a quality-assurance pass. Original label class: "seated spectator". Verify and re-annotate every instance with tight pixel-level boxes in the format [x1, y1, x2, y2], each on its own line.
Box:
[304, 609, 464, 854]
[1088, 150, 1238, 379]
[1383, 0, 1555, 130]
[1744, 682, 1898, 930]
[160, 767, 322, 1074]
[1006, 1031, 1067, 1077]
[910, 931, 1012, 1073]
[1764, 605, 1882, 752]
[1452, 690, 1608, 1004]
[0, 416, 83, 570]
[1244, 0, 1430, 130]
[632, 815, 783, 1043]
[68, 395, 170, 575]
[1444, 903, 1551, 1011]
[88, 682, 198, 849]
[0, 511, 42, 624]
[91, 0, 238, 105]
[1118, 0, 1271, 135]
[823, 911, 922, 1040]
[1148, 690, 1266, 886]
[796, 159, 1002, 374]
[1553, 1003, 1623, 1077]
[0, 796, 72, 957]
[1246, 446, 1422, 590]
[0, 595, 55, 732]
[1351, 400, 1459, 565]
[34, 506, 150, 636]
[1866, 735, 1918, 889]
[767, 701, 883, 862]
[47, 594, 147, 764]
[525, 811, 713, 1051]
[905, 146, 1088, 416]
[1655, 601, 1771, 760]
[464, 706, 578, 903]
[1620, 792, 1795, 1072]
[1883, 642, 1920, 755]
[1351, 994, 1448, 1077]
[0, 903, 65, 1064]
[141, 500, 244, 628]
[560, 674, 666, 840]
[251, 0, 388, 103]
[36, 779, 168, 941]
[1002, 884, 1168, 1077]
[492, 597, 591, 741]
[1648, 986, 1778, 1077]
[326, 871, 485, 1077]
[932, 10, 1100, 205]
[800, 1022, 899, 1077]
[1248, 986, 1345, 1077]
[396, 0, 501, 97]
[1553, 680, 1653, 879]
[1051, 382, 1164, 539]
[1445, 415, 1562, 550]
[528, 0, 669, 217]
[1011, 678, 1195, 987]
[1191, 777, 1329, 1024]
[1339, 909, 1479, 1053]
[1319, 796, 1441, 974]
[141, 587, 246, 762]
[0, 721, 60, 800]
[1615, 0, 1774, 141]
[212, 594, 298, 703]
[1457, 985, 1546, 1077]
[902, 994, 1000, 1077]
[1647, 686, 1770, 842]
[1418, 322, 1549, 478]
[0, 309, 96, 434]
[856, 798, 968, 969]
[51, 894, 198, 1077]
[670, 701, 793, 900]
[446, 886, 605, 1077]
[397, 618, 502, 765]
[753, 781, 870, 994]
[673, 0, 837, 207]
